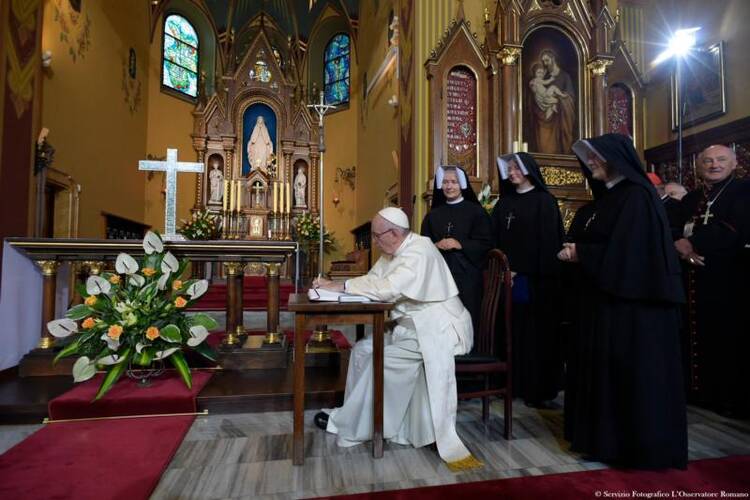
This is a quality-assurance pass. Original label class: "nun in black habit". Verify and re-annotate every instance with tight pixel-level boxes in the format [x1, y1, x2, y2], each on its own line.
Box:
[420, 166, 493, 332]
[491, 153, 565, 406]
[559, 133, 688, 470]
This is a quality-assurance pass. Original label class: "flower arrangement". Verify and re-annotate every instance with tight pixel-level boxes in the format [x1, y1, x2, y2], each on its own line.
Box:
[47, 231, 218, 400]
[178, 209, 220, 240]
[477, 184, 498, 214]
[294, 211, 337, 254]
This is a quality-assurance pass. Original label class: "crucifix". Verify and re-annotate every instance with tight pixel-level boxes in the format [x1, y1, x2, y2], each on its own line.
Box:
[700, 204, 715, 225]
[584, 213, 597, 231]
[139, 148, 204, 240]
[307, 91, 337, 278]
[444, 222, 454, 238]
[252, 181, 264, 207]
[505, 212, 516, 230]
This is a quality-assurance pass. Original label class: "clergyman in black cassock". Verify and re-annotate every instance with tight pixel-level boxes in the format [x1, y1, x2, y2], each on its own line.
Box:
[560, 133, 687, 470]
[672, 144, 750, 417]
[421, 166, 492, 333]
[491, 152, 564, 406]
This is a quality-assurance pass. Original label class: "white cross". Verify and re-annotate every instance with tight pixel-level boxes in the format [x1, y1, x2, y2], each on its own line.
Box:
[506, 212, 516, 230]
[700, 208, 714, 225]
[139, 148, 204, 240]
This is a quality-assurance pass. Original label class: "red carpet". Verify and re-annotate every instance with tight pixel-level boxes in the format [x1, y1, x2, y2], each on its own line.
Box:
[323, 456, 750, 499]
[48, 370, 213, 420]
[0, 415, 194, 500]
[189, 276, 297, 311]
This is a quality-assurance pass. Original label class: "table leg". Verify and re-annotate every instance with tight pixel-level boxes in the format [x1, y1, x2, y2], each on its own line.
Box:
[266, 263, 280, 343]
[372, 312, 384, 458]
[35, 260, 60, 350]
[293, 313, 306, 465]
[223, 262, 243, 346]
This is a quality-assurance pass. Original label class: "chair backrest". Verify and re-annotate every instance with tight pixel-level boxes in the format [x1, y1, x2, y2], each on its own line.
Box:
[475, 249, 512, 357]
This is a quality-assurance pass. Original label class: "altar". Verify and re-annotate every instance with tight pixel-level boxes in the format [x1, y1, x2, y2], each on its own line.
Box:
[4, 237, 297, 375]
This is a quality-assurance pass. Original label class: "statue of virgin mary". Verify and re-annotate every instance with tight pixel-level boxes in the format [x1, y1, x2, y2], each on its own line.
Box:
[247, 116, 273, 173]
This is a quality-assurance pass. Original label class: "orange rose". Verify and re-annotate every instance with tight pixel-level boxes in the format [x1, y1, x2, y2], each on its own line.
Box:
[145, 326, 160, 341]
[142, 267, 157, 277]
[174, 296, 188, 308]
[84, 296, 97, 306]
[82, 317, 96, 329]
[109, 275, 121, 284]
[107, 324, 123, 339]
[172, 280, 183, 291]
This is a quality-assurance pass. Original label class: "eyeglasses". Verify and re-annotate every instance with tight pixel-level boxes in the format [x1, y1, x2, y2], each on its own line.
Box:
[372, 228, 394, 240]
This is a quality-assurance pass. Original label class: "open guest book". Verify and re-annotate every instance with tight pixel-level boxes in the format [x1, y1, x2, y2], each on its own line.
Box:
[308, 287, 371, 303]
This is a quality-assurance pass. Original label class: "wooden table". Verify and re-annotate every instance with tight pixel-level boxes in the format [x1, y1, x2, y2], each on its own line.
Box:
[287, 293, 394, 465]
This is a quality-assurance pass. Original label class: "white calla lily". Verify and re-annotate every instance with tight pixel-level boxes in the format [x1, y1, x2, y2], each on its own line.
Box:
[72, 356, 97, 382]
[154, 347, 179, 360]
[143, 231, 163, 254]
[157, 270, 171, 290]
[86, 275, 111, 296]
[115, 252, 139, 275]
[129, 274, 145, 288]
[186, 280, 209, 299]
[98, 353, 127, 365]
[136, 342, 146, 354]
[161, 252, 179, 273]
[187, 325, 209, 346]
[47, 318, 78, 338]
[100, 332, 120, 351]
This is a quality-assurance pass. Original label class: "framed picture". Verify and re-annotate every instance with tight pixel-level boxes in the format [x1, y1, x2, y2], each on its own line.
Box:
[671, 41, 726, 130]
[521, 26, 581, 155]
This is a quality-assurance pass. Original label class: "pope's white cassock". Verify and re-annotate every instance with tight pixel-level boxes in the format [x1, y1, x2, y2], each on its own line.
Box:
[325, 209, 479, 470]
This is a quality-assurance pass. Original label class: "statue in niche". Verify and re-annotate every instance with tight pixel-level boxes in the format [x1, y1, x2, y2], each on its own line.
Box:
[294, 166, 307, 207]
[247, 116, 273, 173]
[208, 156, 224, 203]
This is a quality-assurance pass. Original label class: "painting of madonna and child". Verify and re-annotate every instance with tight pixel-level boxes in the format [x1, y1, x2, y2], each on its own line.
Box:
[522, 27, 580, 155]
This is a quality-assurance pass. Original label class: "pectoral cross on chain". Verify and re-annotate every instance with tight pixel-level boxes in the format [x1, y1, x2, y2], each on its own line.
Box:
[584, 213, 597, 231]
[700, 202, 715, 225]
[505, 212, 515, 230]
[444, 222, 454, 238]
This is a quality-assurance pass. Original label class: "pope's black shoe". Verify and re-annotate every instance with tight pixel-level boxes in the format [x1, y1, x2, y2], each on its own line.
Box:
[314, 411, 329, 430]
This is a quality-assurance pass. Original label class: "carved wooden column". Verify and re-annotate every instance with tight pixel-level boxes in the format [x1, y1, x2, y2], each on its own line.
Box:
[223, 261, 244, 346]
[221, 135, 236, 178]
[192, 136, 207, 209]
[499, 46, 522, 154]
[588, 58, 613, 136]
[35, 260, 60, 350]
[281, 141, 294, 182]
[265, 262, 281, 344]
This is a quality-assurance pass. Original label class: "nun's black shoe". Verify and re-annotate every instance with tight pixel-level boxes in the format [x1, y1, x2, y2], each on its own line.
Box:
[314, 412, 329, 430]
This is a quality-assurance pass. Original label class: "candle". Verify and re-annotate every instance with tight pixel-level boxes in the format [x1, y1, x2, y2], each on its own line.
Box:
[286, 182, 291, 214]
[512, 140, 519, 153]
[273, 182, 278, 213]
[222, 180, 228, 211]
[236, 180, 242, 211]
[522, 142, 528, 152]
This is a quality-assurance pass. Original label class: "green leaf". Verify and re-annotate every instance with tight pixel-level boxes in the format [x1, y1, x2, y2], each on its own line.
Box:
[169, 350, 192, 389]
[66, 304, 93, 320]
[93, 347, 132, 400]
[135, 347, 155, 366]
[53, 340, 80, 364]
[190, 313, 218, 331]
[160, 324, 182, 343]
[192, 342, 218, 363]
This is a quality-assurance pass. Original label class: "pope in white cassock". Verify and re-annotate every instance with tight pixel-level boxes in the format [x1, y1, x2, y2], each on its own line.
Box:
[312, 207, 482, 471]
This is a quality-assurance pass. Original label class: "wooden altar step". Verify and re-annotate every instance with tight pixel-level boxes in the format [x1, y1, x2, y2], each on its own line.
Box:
[189, 276, 297, 311]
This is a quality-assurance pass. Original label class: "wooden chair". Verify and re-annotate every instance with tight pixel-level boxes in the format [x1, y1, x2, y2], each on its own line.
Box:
[455, 249, 513, 439]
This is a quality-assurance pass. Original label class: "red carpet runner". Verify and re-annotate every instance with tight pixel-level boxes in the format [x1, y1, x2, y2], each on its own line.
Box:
[189, 276, 297, 311]
[324, 455, 750, 500]
[48, 370, 214, 420]
[0, 415, 194, 500]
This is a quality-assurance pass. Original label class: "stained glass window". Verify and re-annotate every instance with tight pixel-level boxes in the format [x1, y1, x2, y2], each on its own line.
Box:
[162, 14, 199, 98]
[324, 34, 350, 105]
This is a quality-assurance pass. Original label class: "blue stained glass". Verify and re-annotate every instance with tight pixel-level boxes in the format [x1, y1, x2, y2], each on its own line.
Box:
[324, 33, 350, 105]
[162, 14, 199, 98]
